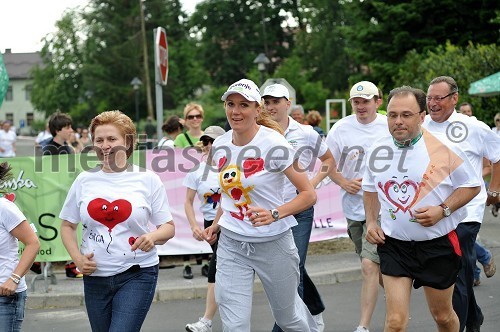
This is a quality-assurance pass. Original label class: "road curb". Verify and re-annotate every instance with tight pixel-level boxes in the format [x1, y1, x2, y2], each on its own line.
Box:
[26, 267, 362, 309]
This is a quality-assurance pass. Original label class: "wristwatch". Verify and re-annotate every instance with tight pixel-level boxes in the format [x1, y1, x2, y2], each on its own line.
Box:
[439, 203, 451, 217]
[270, 209, 280, 221]
[487, 190, 499, 198]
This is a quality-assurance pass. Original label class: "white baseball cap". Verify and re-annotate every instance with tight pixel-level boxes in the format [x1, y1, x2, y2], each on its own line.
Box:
[221, 79, 262, 102]
[200, 126, 226, 141]
[262, 84, 290, 100]
[349, 81, 379, 101]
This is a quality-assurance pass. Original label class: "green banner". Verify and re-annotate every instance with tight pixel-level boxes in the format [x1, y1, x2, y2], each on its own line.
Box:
[6, 151, 146, 262]
[0, 53, 9, 107]
[2, 154, 99, 261]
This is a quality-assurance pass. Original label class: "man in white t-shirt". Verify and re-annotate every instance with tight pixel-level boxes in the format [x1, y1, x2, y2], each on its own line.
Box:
[263, 83, 335, 332]
[423, 76, 500, 332]
[35, 122, 52, 145]
[0, 121, 16, 157]
[364, 86, 481, 332]
[458, 101, 496, 287]
[325, 81, 389, 332]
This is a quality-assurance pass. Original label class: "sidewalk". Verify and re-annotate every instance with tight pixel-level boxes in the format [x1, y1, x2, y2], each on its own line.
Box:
[25, 251, 362, 309]
[25, 210, 500, 310]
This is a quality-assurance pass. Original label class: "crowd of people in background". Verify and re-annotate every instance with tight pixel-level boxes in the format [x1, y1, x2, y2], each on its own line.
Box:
[1, 74, 499, 332]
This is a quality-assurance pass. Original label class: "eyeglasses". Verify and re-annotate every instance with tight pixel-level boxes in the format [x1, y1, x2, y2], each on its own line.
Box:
[201, 138, 214, 146]
[496, 119, 500, 122]
[387, 111, 425, 120]
[187, 114, 203, 120]
[426, 92, 456, 102]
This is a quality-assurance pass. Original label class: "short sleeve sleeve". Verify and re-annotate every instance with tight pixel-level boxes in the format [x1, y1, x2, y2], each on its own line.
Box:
[149, 173, 173, 226]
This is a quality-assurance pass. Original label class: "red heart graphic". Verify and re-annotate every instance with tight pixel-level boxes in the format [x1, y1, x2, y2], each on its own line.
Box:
[243, 158, 264, 178]
[218, 156, 227, 171]
[230, 188, 243, 201]
[129, 236, 138, 246]
[4, 193, 16, 202]
[378, 179, 420, 214]
[87, 198, 132, 232]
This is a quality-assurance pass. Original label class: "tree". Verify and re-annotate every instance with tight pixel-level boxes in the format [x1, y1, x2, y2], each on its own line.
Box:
[341, 0, 500, 87]
[31, 0, 208, 125]
[395, 42, 500, 124]
[289, 0, 351, 94]
[189, 0, 296, 86]
[31, 10, 85, 117]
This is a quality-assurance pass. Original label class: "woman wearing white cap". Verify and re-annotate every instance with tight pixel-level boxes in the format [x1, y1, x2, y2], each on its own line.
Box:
[204, 79, 319, 331]
[184, 126, 225, 332]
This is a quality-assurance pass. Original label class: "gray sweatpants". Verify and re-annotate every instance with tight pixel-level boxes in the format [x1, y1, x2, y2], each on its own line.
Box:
[215, 230, 318, 332]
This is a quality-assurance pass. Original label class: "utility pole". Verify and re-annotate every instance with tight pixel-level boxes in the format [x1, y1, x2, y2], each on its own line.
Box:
[139, 0, 154, 118]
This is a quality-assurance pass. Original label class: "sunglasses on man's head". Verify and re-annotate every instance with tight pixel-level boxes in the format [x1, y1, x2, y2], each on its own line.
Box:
[201, 138, 214, 146]
[187, 114, 203, 120]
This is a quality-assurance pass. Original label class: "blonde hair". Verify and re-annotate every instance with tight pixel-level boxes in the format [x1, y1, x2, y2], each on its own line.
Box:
[89, 110, 137, 158]
[306, 110, 322, 127]
[183, 103, 205, 119]
[494, 112, 500, 122]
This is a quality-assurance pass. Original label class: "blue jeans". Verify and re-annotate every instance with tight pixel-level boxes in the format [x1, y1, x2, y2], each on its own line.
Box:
[83, 265, 158, 332]
[0, 290, 27, 332]
[272, 206, 325, 332]
[474, 241, 491, 280]
[452, 222, 483, 332]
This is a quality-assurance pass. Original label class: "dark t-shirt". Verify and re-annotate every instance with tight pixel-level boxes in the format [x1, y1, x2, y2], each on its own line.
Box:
[145, 123, 156, 138]
[42, 139, 73, 155]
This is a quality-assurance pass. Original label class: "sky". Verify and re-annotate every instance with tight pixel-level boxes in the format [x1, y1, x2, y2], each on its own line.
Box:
[0, 0, 202, 54]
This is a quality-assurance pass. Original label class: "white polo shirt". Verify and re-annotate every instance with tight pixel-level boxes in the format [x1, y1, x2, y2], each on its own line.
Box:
[283, 117, 328, 202]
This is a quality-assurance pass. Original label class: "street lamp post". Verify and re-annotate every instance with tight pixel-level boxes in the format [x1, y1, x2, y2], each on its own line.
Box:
[130, 77, 143, 123]
[253, 53, 270, 85]
[84, 90, 94, 123]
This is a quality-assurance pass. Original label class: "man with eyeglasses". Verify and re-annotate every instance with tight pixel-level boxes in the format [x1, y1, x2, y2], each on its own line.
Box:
[325, 81, 389, 332]
[364, 85, 481, 332]
[423, 76, 500, 332]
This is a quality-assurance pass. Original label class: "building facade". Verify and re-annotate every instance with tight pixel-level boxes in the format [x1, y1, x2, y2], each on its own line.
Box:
[0, 49, 44, 135]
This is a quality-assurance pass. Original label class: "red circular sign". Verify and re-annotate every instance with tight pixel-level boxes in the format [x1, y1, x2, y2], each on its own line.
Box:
[156, 28, 168, 85]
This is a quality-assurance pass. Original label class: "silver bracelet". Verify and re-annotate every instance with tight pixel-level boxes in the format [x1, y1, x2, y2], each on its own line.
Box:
[11, 273, 21, 279]
[9, 276, 20, 284]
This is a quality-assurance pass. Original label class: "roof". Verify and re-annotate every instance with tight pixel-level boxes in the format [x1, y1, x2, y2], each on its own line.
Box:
[1, 49, 43, 80]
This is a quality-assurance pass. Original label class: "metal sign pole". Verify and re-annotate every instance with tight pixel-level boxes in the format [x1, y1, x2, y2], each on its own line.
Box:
[153, 28, 164, 141]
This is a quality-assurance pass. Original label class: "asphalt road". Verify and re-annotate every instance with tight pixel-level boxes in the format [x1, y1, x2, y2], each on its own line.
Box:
[16, 135, 500, 331]
[23, 267, 499, 332]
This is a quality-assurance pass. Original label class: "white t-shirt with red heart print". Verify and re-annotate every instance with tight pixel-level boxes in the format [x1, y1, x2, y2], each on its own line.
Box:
[212, 125, 298, 238]
[363, 129, 480, 241]
[0, 198, 28, 292]
[182, 161, 221, 221]
[60, 165, 173, 277]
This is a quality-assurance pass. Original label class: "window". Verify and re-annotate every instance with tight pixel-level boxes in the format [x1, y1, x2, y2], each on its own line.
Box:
[25, 85, 32, 101]
[27, 113, 34, 126]
[6, 113, 13, 122]
[5, 86, 13, 101]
